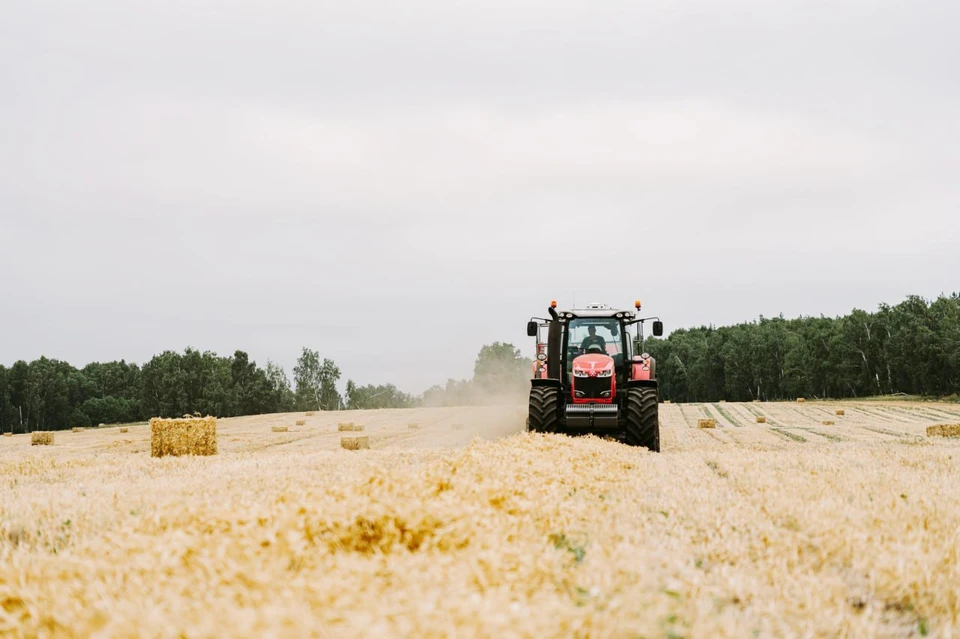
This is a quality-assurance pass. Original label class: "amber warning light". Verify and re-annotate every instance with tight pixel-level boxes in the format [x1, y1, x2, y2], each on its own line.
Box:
[551, 300, 558, 308]
[635, 300, 642, 310]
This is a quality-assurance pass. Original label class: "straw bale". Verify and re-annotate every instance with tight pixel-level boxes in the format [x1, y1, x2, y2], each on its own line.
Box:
[663, 400, 672, 404]
[150, 417, 217, 458]
[408, 423, 421, 429]
[719, 400, 727, 403]
[756, 416, 767, 424]
[338, 422, 364, 432]
[31, 432, 54, 446]
[305, 412, 315, 417]
[3, 432, 12, 437]
[272, 426, 289, 433]
[822, 421, 835, 426]
[296, 420, 306, 426]
[119, 427, 129, 433]
[797, 398, 806, 403]
[340, 435, 370, 450]
[927, 424, 960, 438]
[697, 419, 716, 429]
[71, 427, 84, 433]
[836, 409, 845, 416]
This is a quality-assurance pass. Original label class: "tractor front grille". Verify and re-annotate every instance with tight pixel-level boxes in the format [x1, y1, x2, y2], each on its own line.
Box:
[573, 376, 613, 400]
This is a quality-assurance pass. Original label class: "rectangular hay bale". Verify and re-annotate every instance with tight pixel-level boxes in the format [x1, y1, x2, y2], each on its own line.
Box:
[408, 423, 421, 429]
[797, 398, 806, 403]
[756, 416, 767, 424]
[340, 435, 370, 450]
[822, 421, 835, 426]
[119, 427, 129, 433]
[338, 422, 364, 432]
[150, 417, 217, 458]
[295, 419, 306, 426]
[836, 409, 845, 416]
[3, 432, 13, 437]
[31, 432, 54, 446]
[697, 419, 717, 429]
[271, 426, 289, 433]
[927, 424, 960, 438]
[305, 412, 315, 417]
[71, 427, 84, 433]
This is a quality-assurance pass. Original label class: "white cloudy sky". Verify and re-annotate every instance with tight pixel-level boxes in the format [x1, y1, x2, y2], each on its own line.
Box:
[1, 0, 958, 392]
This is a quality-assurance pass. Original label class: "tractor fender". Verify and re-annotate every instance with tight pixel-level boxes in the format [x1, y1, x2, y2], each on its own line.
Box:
[631, 355, 656, 381]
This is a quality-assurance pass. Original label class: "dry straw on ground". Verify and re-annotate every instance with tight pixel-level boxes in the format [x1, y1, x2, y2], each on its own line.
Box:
[340, 435, 370, 450]
[119, 427, 129, 433]
[150, 417, 217, 458]
[3, 403, 960, 638]
[927, 424, 960, 438]
[756, 416, 767, 424]
[836, 409, 846, 416]
[30, 431, 53, 446]
[698, 418, 717, 429]
[338, 423, 364, 432]
[271, 426, 289, 433]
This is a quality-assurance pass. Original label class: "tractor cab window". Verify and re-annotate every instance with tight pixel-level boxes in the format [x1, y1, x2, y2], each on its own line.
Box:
[566, 319, 621, 363]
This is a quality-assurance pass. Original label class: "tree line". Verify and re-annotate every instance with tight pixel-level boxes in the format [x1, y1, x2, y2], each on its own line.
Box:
[0, 342, 532, 433]
[645, 294, 960, 402]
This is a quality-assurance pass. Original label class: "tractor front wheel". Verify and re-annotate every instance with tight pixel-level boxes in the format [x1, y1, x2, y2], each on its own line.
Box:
[528, 386, 560, 433]
[625, 387, 660, 452]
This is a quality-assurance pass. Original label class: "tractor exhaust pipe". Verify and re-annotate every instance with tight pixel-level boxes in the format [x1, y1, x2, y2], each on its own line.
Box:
[547, 305, 561, 380]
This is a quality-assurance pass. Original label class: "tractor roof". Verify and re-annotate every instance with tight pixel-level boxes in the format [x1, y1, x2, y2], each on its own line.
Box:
[560, 304, 636, 320]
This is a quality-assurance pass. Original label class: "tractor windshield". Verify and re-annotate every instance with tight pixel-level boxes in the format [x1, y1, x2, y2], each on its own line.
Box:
[567, 319, 621, 356]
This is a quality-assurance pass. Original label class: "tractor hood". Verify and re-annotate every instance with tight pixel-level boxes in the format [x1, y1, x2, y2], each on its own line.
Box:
[572, 353, 614, 377]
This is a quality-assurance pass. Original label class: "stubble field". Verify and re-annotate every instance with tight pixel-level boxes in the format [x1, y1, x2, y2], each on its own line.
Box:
[2, 401, 960, 638]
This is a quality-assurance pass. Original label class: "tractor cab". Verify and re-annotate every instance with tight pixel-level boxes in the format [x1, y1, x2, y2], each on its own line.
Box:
[525, 300, 664, 451]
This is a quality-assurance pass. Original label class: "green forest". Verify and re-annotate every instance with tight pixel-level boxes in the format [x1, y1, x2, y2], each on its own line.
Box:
[0, 342, 531, 434]
[646, 294, 960, 402]
[2, 294, 958, 432]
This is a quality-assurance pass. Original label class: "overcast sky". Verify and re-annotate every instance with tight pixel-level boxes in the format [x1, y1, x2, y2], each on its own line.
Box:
[2, 0, 958, 393]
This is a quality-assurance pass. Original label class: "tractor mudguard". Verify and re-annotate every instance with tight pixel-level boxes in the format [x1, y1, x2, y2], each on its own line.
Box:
[531, 378, 563, 389]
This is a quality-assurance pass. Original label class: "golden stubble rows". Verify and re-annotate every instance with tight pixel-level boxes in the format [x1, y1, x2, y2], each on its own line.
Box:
[2, 407, 960, 638]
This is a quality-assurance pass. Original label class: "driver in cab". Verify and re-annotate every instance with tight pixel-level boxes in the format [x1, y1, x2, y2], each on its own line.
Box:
[580, 326, 606, 353]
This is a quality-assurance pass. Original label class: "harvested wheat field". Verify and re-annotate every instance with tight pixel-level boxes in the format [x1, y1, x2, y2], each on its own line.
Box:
[2, 401, 960, 637]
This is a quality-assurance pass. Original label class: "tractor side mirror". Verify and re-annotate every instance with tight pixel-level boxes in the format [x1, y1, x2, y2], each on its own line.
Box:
[652, 321, 664, 337]
[526, 321, 538, 337]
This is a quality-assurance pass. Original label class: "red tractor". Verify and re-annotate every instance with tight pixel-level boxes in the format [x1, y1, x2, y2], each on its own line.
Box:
[526, 301, 663, 451]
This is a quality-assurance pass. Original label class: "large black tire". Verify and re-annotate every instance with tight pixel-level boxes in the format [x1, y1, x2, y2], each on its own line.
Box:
[528, 386, 560, 433]
[624, 386, 660, 452]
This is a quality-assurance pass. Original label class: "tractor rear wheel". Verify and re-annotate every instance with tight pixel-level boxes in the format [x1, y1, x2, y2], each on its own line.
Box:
[625, 387, 660, 452]
[528, 386, 560, 433]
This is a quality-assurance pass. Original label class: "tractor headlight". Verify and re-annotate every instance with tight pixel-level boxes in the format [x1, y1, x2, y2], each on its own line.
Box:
[597, 369, 613, 378]
[573, 370, 589, 377]
[537, 353, 547, 361]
